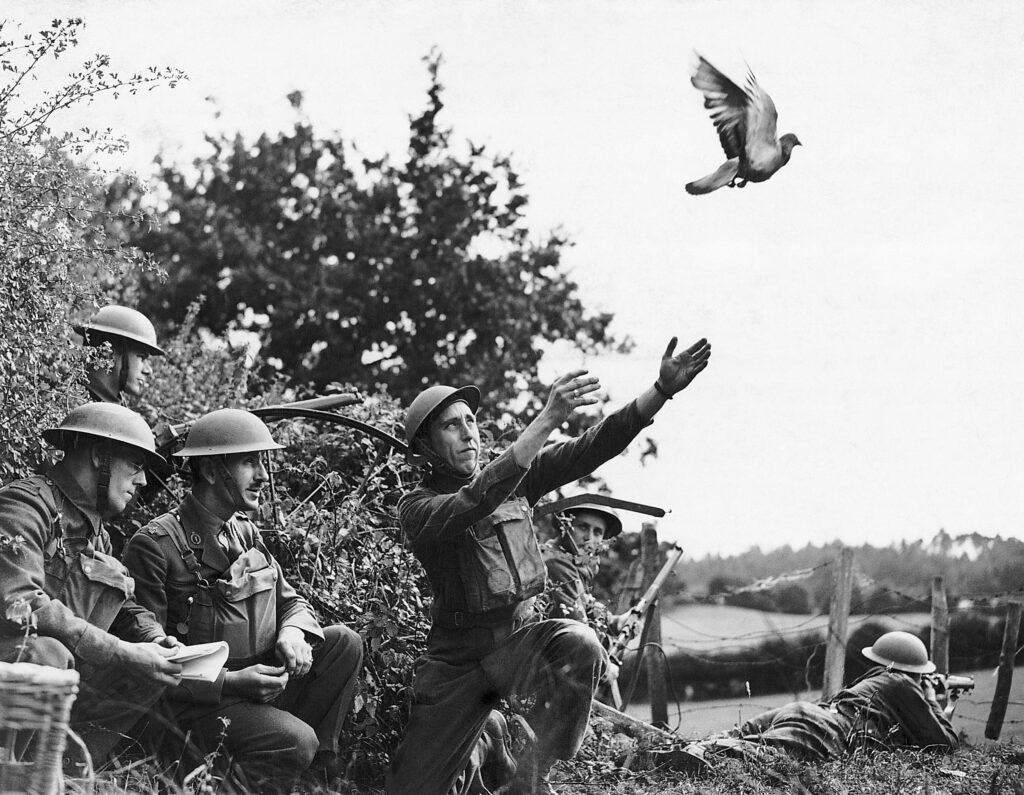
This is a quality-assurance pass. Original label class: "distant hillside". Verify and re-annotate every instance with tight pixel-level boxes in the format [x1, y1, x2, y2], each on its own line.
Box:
[673, 529, 1023, 596]
[595, 530, 1024, 614]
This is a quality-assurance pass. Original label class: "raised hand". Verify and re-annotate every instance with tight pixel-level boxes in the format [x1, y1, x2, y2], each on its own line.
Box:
[540, 369, 601, 427]
[657, 337, 711, 396]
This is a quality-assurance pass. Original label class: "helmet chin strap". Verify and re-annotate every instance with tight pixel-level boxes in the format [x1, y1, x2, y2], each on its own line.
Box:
[416, 438, 474, 481]
[95, 444, 112, 518]
[213, 456, 248, 511]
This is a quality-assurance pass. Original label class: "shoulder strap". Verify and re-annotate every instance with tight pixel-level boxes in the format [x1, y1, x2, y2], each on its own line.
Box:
[148, 511, 203, 581]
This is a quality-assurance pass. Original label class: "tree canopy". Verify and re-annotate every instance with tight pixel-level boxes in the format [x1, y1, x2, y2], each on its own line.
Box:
[108, 53, 619, 413]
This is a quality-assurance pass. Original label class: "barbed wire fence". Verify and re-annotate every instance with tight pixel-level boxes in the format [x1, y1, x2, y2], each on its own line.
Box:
[614, 534, 1024, 740]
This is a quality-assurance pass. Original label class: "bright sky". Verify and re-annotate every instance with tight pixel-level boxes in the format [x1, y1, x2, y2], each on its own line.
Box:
[10, 0, 1024, 557]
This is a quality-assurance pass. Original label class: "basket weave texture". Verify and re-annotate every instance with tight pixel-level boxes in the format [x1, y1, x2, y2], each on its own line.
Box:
[0, 661, 80, 795]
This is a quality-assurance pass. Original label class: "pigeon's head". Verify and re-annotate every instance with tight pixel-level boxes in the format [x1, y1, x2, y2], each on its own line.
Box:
[780, 134, 802, 156]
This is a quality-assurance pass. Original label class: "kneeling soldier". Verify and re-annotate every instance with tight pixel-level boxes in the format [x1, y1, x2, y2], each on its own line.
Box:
[0, 403, 182, 763]
[121, 409, 364, 788]
[387, 336, 711, 795]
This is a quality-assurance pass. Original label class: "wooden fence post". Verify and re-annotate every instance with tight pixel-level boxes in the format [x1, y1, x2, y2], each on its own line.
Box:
[985, 601, 1023, 740]
[821, 547, 854, 699]
[930, 576, 949, 675]
[639, 522, 668, 728]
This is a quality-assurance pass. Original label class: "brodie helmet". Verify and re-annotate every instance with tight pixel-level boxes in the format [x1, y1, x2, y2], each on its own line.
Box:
[43, 402, 163, 468]
[173, 409, 285, 458]
[75, 305, 164, 357]
[404, 385, 481, 464]
[564, 503, 623, 538]
[862, 631, 935, 674]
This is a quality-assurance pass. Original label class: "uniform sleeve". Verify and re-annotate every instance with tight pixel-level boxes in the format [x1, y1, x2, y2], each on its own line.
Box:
[122, 529, 227, 705]
[273, 555, 325, 643]
[0, 483, 121, 665]
[886, 678, 959, 750]
[399, 447, 529, 547]
[121, 531, 172, 629]
[520, 400, 650, 505]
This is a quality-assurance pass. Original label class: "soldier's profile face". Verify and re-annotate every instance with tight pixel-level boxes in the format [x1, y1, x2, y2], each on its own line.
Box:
[104, 446, 147, 517]
[220, 452, 269, 511]
[427, 400, 480, 477]
[123, 345, 152, 397]
[570, 510, 609, 549]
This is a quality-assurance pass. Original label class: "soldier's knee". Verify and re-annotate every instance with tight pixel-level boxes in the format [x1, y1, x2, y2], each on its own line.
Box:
[290, 722, 319, 770]
[320, 624, 364, 668]
[562, 622, 604, 664]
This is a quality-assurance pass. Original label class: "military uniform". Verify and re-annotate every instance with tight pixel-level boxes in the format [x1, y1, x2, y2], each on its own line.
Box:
[121, 493, 363, 776]
[386, 400, 650, 795]
[688, 667, 958, 763]
[0, 468, 168, 761]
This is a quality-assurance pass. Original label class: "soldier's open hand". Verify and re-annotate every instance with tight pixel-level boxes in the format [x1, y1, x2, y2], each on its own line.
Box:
[541, 370, 601, 428]
[657, 337, 711, 396]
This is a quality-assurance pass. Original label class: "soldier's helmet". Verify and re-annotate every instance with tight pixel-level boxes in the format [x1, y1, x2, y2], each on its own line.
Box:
[404, 385, 481, 464]
[861, 631, 935, 673]
[75, 305, 164, 356]
[43, 402, 164, 467]
[564, 503, 623, 538]
[174, 409, 285, 458]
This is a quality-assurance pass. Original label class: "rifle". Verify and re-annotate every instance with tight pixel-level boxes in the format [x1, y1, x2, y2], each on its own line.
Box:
[605, 543, 684, 708]
[923, 673, 975, 697]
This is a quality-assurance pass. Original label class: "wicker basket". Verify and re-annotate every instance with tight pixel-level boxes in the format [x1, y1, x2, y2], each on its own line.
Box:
[0, 661, 80, 795]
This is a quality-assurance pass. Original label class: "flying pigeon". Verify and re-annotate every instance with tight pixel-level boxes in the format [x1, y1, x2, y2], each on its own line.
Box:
[686, 54, 801, 195]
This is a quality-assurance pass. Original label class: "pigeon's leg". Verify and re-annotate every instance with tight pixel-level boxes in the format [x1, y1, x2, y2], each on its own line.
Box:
[736, 179, 748, 188]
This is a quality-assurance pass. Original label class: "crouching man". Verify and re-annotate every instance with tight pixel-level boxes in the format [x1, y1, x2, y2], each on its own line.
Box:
[121, 409, 363, 789]
[0, 403, 182, 763]
[387, 336, 711, 795]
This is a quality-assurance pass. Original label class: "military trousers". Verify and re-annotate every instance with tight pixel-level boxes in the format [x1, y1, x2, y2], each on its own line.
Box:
[169, 624, 363, 778]
[0, 635, 166, 764]
[386, 614, 605, 795]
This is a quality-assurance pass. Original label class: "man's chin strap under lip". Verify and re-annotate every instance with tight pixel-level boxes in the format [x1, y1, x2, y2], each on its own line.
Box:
[415, 438, 474, 481]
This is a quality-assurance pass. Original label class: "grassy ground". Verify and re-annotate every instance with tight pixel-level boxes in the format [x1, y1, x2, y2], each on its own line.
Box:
[626, 664, 1024, 743]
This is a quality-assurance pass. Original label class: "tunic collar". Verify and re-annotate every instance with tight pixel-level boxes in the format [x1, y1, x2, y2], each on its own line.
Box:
[177, 492, 238, 571]
[47, 463, 102, 537]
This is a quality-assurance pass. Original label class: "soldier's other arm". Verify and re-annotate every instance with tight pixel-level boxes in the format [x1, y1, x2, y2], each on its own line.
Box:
[0, 483, 122, 665]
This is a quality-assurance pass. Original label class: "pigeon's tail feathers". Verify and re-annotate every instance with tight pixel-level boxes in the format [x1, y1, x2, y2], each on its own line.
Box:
[686, 159, 739, 195]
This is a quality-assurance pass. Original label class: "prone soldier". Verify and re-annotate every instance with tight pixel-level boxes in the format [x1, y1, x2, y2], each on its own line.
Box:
[0, 403, 182, 763]
[121, 408, 364, 789]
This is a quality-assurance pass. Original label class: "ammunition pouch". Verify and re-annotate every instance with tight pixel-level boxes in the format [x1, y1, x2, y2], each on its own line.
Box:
[454, 497, 547, 615]
[44, 550, 134, 633]
[187, 547, 279, 668]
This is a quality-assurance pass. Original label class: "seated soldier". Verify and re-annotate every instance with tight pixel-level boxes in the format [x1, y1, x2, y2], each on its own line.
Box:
[75, 304, 163, 405]
[121, 408, 364, 790]
[683, 631, 959, 769]
[0, 403, 182, 764]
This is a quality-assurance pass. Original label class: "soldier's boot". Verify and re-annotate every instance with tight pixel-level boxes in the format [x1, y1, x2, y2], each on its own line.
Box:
[479, 711, 517, 791]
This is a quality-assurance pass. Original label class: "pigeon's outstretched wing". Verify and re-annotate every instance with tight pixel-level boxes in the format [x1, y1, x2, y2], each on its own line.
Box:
[741, 69, 781, 169]
[690, 56, 750, 161]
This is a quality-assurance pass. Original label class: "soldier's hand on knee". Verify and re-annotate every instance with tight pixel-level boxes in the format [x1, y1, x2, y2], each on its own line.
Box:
[116, 640, 183, 686]
[276, 627, 314, 677]
[225, 664, 289, 703]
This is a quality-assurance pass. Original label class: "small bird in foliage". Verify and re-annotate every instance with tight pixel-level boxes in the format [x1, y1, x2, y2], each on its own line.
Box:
[686, 54, 801, 195]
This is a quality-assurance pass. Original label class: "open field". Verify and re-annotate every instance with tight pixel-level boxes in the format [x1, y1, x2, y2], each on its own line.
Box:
[626, 664, 1024, 744]
[655, 603, 932, 655]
